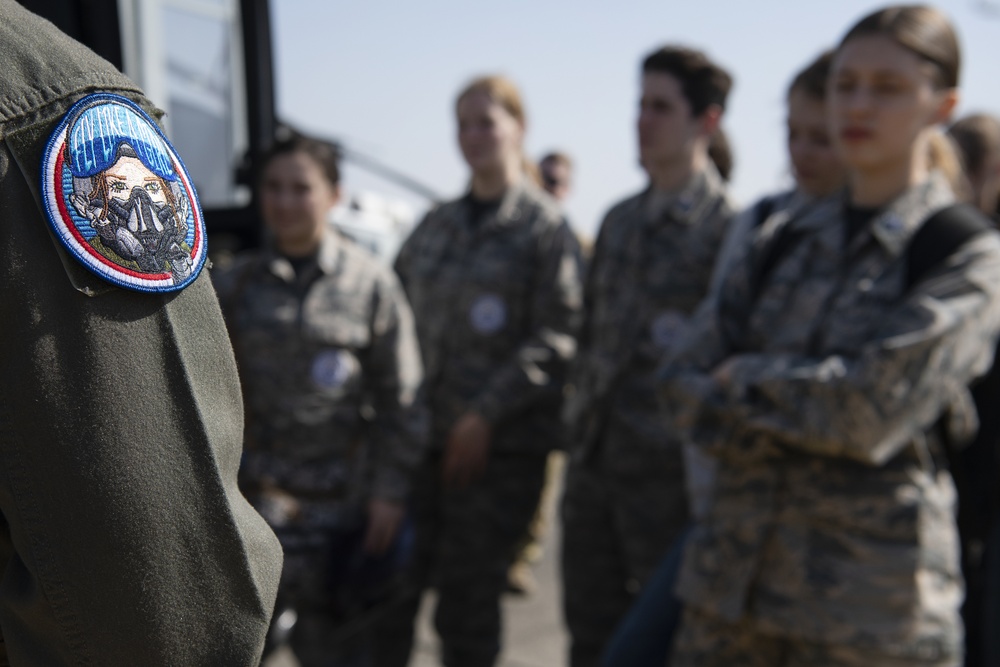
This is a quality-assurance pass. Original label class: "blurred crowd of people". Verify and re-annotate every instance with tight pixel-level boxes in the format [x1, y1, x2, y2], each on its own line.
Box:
[211, 4, 1000, 667]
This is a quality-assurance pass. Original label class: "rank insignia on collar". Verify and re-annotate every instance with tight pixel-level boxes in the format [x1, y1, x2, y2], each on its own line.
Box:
[40, 93, 207, 293]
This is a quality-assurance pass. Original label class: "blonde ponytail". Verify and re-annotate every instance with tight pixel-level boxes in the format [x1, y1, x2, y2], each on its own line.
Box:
[928, 130, 971, 201]
[522, 156, 543, 189]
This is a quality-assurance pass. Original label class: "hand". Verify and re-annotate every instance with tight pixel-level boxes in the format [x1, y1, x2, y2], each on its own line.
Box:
[442, 412, 492, 490]
[711, 357, 741, 389]
[70, 193, 99, 222]
[363, 498, 405, 556]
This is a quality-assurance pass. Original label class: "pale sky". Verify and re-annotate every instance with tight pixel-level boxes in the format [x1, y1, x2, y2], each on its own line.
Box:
[272, 0, 1000, 238]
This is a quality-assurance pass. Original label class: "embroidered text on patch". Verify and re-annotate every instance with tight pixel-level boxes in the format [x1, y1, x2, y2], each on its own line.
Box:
[40, 94, 207, 293]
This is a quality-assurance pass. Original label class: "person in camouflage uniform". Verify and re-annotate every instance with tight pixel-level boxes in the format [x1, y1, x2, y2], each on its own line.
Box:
[559, 46, 734, 667]
[214, 133, 425, 667]
[597, 49, 848, 667]
[378, 75, 583, 667]
[660, 7, 1000, 666]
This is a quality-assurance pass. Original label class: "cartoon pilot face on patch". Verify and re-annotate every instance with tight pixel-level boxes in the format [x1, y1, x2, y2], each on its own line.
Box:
[41, 94, 207, 293]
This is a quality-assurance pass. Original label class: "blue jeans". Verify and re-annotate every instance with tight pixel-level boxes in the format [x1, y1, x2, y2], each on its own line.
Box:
[601, 525, 691, 667]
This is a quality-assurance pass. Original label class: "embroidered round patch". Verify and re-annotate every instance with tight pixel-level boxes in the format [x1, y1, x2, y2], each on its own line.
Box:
[311, 349, 355, 390]
[650, 311, 686, 349]
[469, 293, 507, 335]
[40, 93, 207, 293]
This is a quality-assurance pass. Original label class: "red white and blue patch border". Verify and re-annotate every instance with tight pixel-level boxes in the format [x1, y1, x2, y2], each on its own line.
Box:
[40, 93, 207, 293]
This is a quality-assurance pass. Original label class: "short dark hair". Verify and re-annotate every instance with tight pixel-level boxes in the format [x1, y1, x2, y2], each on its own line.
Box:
[540, 151, 573, 170]
[641, 46, 733, 116]
[259, 129, 341, 188]
[788, 50, 834, 101]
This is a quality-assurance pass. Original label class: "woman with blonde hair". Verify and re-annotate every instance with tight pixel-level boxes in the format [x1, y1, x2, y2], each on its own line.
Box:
[378, 75, 583, 667]
[662, 6, 1000, 665]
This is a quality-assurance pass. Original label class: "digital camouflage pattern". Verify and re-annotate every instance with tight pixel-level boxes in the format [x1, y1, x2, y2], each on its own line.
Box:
[670, 607, 961, 667]
[681, 188, 826, 520]
[564, 165, 734, 460]
[394, 181, 583, 452]
[382, 182, 583, 667]
[561, 165, 734, 667]
[214, 230, 425, 605]
[661, 173, 1000, 663]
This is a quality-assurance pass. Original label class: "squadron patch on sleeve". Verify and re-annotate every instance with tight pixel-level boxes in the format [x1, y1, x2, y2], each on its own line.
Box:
[40, 93, 207, 293]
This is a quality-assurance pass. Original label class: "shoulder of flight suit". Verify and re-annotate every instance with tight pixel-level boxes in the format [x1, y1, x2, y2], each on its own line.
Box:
[0, 2, 282, 664]
[0, 1, 145, 136]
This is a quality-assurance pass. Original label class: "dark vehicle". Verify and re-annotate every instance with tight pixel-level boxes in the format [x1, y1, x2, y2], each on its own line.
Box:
[21, 0, 278, 253]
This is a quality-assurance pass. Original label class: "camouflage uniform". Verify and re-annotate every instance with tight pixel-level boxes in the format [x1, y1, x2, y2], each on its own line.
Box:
[661, 174, 1000, 666]
[560, 165, 733, 667]
[214, 231, 425, 666]
[682, 189, 820, 519]
[382, 182, 583, 667]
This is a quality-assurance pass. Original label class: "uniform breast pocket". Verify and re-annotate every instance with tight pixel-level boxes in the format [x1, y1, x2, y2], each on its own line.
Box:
[304, 291, 372, 349]
[464, 248, 532, 339]
[301, 291, 370, 399]
[240, 289, 299, 336]
[823, 267, 904, 353]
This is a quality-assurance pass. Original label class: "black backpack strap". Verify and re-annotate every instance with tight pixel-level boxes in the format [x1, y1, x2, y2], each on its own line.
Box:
[907, 204, 996, 587]
[752, 194, 778, 231]
[719, 194, 805, 352]
[748, 195, 809, 305]
[905, 203, 992, 290]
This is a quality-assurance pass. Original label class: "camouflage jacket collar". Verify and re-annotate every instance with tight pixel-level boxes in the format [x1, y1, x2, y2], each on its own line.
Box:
[641, 163, 727, 227]
[456, 179, 534, 233]
[262, 231, 344, 283]
[784, 173, 957, 258]
[852, 171, 956, 258]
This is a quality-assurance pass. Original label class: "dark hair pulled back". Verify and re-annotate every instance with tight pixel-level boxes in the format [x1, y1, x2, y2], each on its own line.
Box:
[837, 5, 964, 195]
[259, 130, 341, 188]
[788, 50, 834, 101]
[837, 5, 959, 89]
[641, 46, 733, 116]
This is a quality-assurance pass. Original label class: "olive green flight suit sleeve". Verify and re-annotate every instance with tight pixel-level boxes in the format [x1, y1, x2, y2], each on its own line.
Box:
[0, 3, 283, 664]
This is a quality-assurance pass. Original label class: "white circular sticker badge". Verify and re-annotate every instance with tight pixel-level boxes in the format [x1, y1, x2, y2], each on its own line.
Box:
[469, 293, 507, 335]
[311, 349, 355, 390]
[650, 311, 687, 350]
